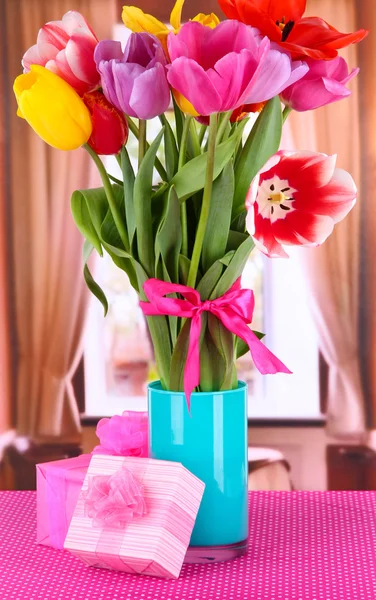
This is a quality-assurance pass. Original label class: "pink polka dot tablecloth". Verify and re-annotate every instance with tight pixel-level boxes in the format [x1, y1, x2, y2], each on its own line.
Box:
[0, 491, 375, 600]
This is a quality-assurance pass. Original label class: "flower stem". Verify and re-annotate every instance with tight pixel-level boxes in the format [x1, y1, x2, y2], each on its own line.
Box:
[126, 116, 168, 181]
[138, 119, 147, 169]
[179, 116, 192, 257]
[282, 106, 292, 124]
[84, 144, 129, 251]
[187, 113, 218, 289]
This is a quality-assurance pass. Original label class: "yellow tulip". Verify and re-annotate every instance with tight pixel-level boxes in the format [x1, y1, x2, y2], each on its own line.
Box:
[191, 13, 220, 28]
[13, 65, 92, 151]
[122, 0, 220, 53]
[173, 90, 199, 117]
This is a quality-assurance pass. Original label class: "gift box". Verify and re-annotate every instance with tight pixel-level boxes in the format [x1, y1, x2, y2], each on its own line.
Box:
[36, 411, 149, 550]
[37, 454, 92, 549]
[64, 455, 205, 579]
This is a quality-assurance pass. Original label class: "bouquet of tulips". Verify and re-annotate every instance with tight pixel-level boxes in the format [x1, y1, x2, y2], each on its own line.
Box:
[13, 1, 367, 402]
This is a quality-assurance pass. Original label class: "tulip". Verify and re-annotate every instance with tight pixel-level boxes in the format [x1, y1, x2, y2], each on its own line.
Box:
[22, 10, 99, 96]
[218, 0, 368, 61]
[14, 65, 92, 151]
[83, 91, 129, 155]
[280, 57, 359, 112]
[246, 151, 357, 258]
[94, 34, 170, 120]
[167, 21, 308, 117]
[122, 0, 219, 53]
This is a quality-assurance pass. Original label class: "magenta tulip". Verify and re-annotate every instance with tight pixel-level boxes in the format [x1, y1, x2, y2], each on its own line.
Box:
[166, 20, 308, 116]
[94, 34, 170, 120]
[280, 57, 359, 112]
[22, 11, 99, 96]
[246, 151, 357, 258]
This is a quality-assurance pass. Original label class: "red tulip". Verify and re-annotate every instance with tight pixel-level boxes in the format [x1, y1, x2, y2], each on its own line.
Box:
[246, 151, 357, 258]
[83, 91, 129, 155]
[218, 0, 368, 60]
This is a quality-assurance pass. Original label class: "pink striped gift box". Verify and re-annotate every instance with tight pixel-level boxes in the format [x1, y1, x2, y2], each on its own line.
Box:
[64, 455, 205, 579]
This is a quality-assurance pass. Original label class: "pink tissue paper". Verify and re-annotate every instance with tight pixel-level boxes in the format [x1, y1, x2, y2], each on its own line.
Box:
[64, 455, 205, 579]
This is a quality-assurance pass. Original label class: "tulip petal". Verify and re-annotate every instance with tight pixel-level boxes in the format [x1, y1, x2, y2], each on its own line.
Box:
[113, 62, 145, 116]
[167, 57, 222, 115]
[65, 33, 98, 85]
[61, 10, 98, 41]
[170, 0, 185, 31]
[273, 211, 334, 246]
[22, 44, 53, 71]
[14, 65, 92, 150]
[252, 212, 289, 258]
[122, 6, 167, 36]
[130, 63, 171, 119]
[38, 22, 70, 50]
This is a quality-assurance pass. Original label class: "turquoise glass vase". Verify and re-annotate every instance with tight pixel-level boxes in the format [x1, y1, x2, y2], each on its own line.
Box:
[148, 380, 248, 563]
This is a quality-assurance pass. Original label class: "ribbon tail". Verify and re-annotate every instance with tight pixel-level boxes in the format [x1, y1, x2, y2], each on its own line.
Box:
[184, 314, 202, 410]
[218, 311, 292, 375]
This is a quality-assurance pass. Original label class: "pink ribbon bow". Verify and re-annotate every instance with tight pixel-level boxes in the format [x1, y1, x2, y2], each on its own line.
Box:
[140, 278, 291, 407]
[82, 467, 147, 529]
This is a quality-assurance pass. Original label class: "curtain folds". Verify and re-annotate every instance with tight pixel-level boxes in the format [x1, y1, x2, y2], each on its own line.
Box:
[4, 0, 116, 443]
[284, 0, 375, 438]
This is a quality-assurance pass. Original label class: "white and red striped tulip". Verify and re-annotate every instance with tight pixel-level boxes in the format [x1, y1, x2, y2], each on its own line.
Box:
[246, 150, 357, 258]
[22, 11, 99, 96]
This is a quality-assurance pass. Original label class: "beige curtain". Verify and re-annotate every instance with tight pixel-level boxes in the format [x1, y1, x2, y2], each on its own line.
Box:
[4, 0, 116, 443]
[355, 1, 376, 441]
[284, 0, 371, 437]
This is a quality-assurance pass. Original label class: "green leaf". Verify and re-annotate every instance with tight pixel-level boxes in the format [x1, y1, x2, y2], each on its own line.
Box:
[199, 316, 226, 392]
[121, 147, 136, 245]
[134, 260, 172, 389]
[108, 173, 123, 186]
[160, 114, 179, 180]
[134, 128, 164, 276]
[82, 240, 108, 315]
[100, 184, 125, 249]
[233, 96, 282, 220]
[71, 188, 108, 255]
[179, 254, 191, 285]
[173, 95, 185, 147]
[202, 161, 234, 272]
[169, 319, 190, 391]
[171, 120, 247, 202]
[212, 235, 255, 299]
[236, 331, 265, 360]
[207, 314, 235, 390]
[197, 250, 235, 301]
[226, 230, 248, 252]
[155, 186, 181, 283]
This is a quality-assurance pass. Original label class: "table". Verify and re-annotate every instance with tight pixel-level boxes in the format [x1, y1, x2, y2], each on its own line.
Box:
[0, 491, 375, 600]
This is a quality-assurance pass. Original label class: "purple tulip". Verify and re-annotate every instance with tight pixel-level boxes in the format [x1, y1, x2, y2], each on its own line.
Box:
[167, 20, 308, 117]
[280, 57, 359, 112]
[94, 33, 170, 120]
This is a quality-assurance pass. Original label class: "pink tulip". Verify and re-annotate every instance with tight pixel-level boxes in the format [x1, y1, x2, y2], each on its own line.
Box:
[246, 151, 357, 258]
[22, 11, 99, 96]
[280, 57, 359, 112]
[167, 20, 308, 116]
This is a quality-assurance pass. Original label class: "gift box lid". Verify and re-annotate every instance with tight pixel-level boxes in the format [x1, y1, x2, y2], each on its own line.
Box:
[64, 455, 205, 579]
